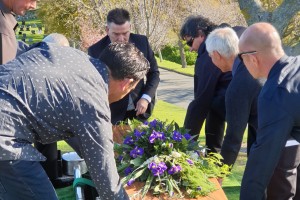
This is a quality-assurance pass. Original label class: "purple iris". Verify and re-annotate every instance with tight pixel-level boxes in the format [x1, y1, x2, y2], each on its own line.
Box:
[172, 130, 183, 142]
[117, 155, 123, 162]
[124, 167, 133, 176]
[130, 147, 144, 158]
[167, 165, 182, 175]
[148, 162, 167, 176]
[187, 159, 194, 165]
[184, 133, 192, 140]
[143, 121, 149, 125]
[149, 119, 158, 128]
[134, 129, 145, 139]
[123, 136, 134, 145]
[127, 179, 135, 186]
[149, 130, 166, 143]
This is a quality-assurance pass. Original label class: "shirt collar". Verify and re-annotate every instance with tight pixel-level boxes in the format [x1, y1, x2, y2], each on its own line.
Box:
[197, 41, 206, 55]
[267, 55, 289, 79]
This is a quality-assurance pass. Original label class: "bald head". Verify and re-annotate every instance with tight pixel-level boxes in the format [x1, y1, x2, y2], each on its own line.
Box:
[239, 22, 284, 57]
[239, 22, 285, 79]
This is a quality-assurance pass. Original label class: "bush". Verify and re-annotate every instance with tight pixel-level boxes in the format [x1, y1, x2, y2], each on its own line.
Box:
[159, 45, 197, 66]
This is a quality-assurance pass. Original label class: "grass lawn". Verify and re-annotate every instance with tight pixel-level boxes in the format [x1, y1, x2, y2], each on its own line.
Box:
[16, 19, 45, 45]
[57, 100, 246, 200]
[156, 57, 194, 77]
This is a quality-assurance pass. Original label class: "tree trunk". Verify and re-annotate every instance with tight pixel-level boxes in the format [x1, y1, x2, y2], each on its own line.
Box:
[157, 48, 163, 62]
[178, 39, 187, 68]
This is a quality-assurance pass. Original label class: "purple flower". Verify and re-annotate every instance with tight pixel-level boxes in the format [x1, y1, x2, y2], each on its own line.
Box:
[169, 143, 173, 148]
[117, 155, 123, 162]
[130, 146, 144, 158]
[148, 162, 167, 176]
[143, 121, 149, 125]
[184, 133, 192, 140]
[149, 130, 166, 143]
[187, 159, 194, 165]
[197, 186, 202, 191]
[123, 136, 134, 145]
[124, 167, 133, 176]
[127, 179, 135, 186]
[172, 130, 183, 142]
[168, 165, 182, 175]
[149, 119, 158, 128]
[134, 129, 145, 139]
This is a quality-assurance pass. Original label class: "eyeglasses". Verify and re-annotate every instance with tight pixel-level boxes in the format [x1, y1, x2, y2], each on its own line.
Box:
[238, 51, 257, 61]
[186, 37, 194, 47]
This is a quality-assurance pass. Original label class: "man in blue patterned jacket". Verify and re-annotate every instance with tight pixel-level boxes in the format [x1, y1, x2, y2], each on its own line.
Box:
[0, 42, 149, 200]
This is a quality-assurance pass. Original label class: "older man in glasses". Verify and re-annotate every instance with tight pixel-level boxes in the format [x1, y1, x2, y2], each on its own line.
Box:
[179, 15, 233, 154]
[239, 22, 300, 200]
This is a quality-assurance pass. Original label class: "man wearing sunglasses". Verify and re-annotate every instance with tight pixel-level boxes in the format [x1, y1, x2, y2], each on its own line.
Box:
[239, 22, 300, 200]
[179, 15, 232, 154]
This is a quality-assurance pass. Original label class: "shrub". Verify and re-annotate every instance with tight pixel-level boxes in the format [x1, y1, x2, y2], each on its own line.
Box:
[159, 45, 197, 66]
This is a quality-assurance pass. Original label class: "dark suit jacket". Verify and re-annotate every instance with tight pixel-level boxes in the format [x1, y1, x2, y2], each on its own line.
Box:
[240, 55, 300, 200]
[88, 34, 160, 124]
[184, 42, 231, 136]
[221, 59, 263, 166]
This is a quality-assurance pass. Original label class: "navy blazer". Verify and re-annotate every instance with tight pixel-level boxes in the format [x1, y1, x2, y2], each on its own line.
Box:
[184, 42, 231, 135]
[240, 55, 300, 200]
[88, 34, 160, 124]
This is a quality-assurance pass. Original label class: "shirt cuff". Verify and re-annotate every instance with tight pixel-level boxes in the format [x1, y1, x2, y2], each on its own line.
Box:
[141, 94, 151, 103]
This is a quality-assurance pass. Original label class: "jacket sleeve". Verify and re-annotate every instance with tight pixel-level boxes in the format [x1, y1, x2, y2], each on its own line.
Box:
[184, 58, 222, 136]
[72, 83, 129, 200]
[142, 37, 160, 99]
[240, 94, 293, 200]
[221, 70, 260, 166]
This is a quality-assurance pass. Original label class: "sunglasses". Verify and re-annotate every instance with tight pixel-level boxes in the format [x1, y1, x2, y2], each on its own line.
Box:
[238, 51, 257, 61]
[186, 37, 194, 47]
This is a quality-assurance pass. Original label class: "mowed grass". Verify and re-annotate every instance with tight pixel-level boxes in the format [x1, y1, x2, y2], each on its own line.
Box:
[57, 100, 246, 200]
[156, 57, 194, 77]
[16, 19, 45, 45]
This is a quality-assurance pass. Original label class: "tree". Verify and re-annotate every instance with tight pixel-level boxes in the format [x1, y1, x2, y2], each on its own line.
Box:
[238, 0, 300, 55]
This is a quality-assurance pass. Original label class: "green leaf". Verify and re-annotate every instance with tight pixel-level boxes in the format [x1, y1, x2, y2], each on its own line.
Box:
[130, 157, 144, 167]
[166, 179, 174, 197]
[141, 175, 154, 197]
[117, 163, 130, 173]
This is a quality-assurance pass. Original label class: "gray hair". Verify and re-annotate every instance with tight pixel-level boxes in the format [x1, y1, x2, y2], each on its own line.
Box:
[42, 33, 69, 47]
[206, 27, 239, 58]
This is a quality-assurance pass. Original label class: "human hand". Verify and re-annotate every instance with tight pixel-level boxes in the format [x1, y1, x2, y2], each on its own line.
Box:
[135, 98, 149, 116]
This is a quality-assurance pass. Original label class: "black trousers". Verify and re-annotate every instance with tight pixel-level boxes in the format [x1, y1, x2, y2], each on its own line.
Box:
[205, 96, 226, 154]
[267, 144, 300, 200]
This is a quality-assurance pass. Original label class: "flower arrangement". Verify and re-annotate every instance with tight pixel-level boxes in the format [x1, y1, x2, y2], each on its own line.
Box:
[114, 119, 230, 199]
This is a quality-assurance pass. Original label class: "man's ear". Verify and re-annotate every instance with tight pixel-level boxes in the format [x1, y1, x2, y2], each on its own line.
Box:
[120, 78, 135, 91]
[105, 25, 109, 34]
[213, 51, 221, 60]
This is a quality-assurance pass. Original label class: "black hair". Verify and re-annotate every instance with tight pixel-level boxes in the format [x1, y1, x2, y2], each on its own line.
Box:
[99, 43, 149, 82]
[180, 15, 217, 39]
[107, 8, 130, 25]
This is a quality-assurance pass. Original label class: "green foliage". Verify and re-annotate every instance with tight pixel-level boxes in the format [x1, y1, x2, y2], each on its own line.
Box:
[160, 45, 197, 66]
[115, 119, 230, 198]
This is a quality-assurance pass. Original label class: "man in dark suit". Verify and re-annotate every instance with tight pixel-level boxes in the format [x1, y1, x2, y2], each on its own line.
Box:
[88, 8, 160, 124]
[239, 22, 300, 200]
[180, 15, 232, 153]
